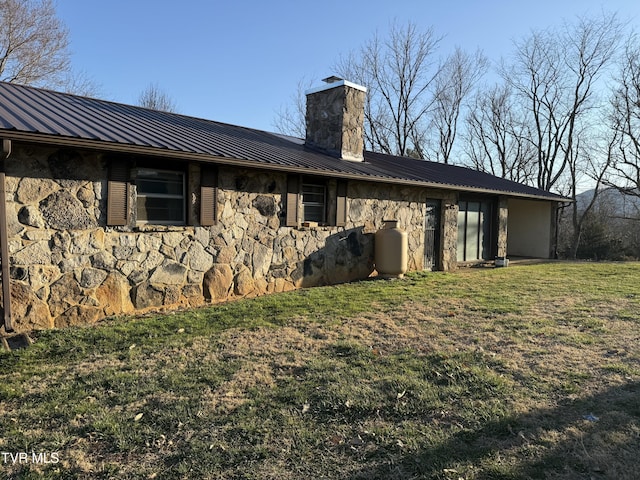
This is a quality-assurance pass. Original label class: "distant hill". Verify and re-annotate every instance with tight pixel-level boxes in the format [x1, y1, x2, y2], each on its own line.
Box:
[575, 188, 640, 218]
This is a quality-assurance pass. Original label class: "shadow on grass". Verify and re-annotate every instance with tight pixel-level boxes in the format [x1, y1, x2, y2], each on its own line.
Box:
[350, 380, 640, 480]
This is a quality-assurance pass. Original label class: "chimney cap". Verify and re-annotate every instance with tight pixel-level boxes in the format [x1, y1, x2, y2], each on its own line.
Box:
[322, 75, 343, 84]
[305, 77, 367, 96]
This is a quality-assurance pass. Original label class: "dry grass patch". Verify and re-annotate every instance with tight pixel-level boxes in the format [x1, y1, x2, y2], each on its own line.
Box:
[0, 262, 638, 479]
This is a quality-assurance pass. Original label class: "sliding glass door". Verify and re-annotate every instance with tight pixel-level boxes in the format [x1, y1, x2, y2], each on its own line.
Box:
[457, 200, 493, 262]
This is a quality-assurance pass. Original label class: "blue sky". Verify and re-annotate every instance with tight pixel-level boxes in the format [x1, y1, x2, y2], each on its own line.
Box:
[57, 1, 640, 133]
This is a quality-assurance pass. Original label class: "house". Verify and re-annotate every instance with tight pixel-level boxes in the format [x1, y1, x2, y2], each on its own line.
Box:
[0, 78, 565, 333]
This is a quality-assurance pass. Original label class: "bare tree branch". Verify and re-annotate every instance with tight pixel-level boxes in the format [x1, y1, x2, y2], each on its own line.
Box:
[334, 21, 445, 157]
[430, 47, 488, 163]
[501, 12, 622, 191]
[272, 77, 313, 139]
[464, 83, 536, 183]
[0, 0, 70, 88]
[609, 35, 640, 197]
[137, 83, 178, 113]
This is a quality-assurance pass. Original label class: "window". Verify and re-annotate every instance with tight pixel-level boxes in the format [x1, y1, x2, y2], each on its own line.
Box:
[457, 200, 493, 262]
[302, 181, 327, 223]
[106, 161, 218, 227]
[136, 168, 186, 225]
[285, 175, 348, 227]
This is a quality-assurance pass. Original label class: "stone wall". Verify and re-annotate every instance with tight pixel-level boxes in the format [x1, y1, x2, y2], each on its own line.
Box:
[440, 199, 460, 271]
[1, 144, 460, 333]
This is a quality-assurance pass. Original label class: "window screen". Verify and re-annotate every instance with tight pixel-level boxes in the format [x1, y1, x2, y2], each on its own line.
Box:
[302, 182, 326, 223]
[136, 169, 186, 225]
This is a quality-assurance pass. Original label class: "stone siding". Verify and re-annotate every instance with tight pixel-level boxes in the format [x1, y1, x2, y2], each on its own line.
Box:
[440, 198, 460, 271]
[2, 144, 461, 333]
[497, 197, 509, 258]
[305, 83, 366, 161]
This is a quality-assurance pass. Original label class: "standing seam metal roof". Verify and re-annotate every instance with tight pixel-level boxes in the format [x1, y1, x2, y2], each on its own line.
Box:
[0, 81, 565, 201]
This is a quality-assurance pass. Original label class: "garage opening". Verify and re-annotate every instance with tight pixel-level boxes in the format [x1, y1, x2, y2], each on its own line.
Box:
[507, 199, 554, 258]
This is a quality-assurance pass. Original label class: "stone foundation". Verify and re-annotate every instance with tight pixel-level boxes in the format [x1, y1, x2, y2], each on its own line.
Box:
[1, 144, 464, 332]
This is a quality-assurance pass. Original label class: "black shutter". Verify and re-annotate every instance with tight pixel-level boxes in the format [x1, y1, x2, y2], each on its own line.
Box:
[107, 161, 129, 226]
[336, 179, 348, 227]
[286, 175, 299, 227]
[200, 166, 218, 226]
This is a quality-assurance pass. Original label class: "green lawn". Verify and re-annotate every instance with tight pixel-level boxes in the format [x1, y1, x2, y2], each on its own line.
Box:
[1, 262, 639, 479]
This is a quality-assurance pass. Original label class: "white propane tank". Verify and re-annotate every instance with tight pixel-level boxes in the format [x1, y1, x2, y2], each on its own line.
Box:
[374, 220, 408, 278]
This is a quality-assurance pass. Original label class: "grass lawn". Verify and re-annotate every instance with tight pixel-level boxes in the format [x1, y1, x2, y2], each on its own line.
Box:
[1, 262, 639, 479]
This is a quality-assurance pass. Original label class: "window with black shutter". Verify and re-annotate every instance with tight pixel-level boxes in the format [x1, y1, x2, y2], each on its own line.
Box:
[286, 175, 348, 227]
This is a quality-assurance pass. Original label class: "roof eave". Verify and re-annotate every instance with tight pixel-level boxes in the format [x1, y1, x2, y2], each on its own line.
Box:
[2, 131, 568, 202]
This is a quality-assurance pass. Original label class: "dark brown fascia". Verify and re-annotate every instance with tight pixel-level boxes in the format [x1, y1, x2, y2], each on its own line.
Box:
[3, 131, 568, 202]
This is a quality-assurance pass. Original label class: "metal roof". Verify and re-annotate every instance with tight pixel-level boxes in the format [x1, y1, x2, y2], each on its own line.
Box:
[0, 81, 565, 201]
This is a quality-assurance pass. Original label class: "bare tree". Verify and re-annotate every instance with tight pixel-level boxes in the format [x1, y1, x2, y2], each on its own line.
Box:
[272, 77, 313, 139]
[502, 13, 622, 191]
[464, 83, 536, 183]
[60, 69, 102, 97]
[462, 13, 624, 258]
[566, 126, 617, 258]
[609, 36, 640, 197]
[0, 0, 70, 88]
[274, 22, 484, 161]
[427, 47, 488, 163]
[137, 83, 178, 113]
[334, 21, 443, 157]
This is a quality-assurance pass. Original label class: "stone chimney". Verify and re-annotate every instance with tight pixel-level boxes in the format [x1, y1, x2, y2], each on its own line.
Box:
[305, 76, 367, 162]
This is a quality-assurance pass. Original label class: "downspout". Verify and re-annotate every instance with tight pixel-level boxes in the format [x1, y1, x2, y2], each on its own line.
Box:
[0, 139, 12, 332]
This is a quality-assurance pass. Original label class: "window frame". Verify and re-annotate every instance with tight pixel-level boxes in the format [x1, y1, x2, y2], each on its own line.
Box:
[301, 179, 328, 224]
[457, 198, 495, 262]
[135, 167, 187, 226]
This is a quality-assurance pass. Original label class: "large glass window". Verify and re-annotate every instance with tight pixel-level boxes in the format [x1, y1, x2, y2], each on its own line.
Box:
[136, 168, 186, 225]
[302, 181, 327, 223]
[457, 200, 492, 262]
